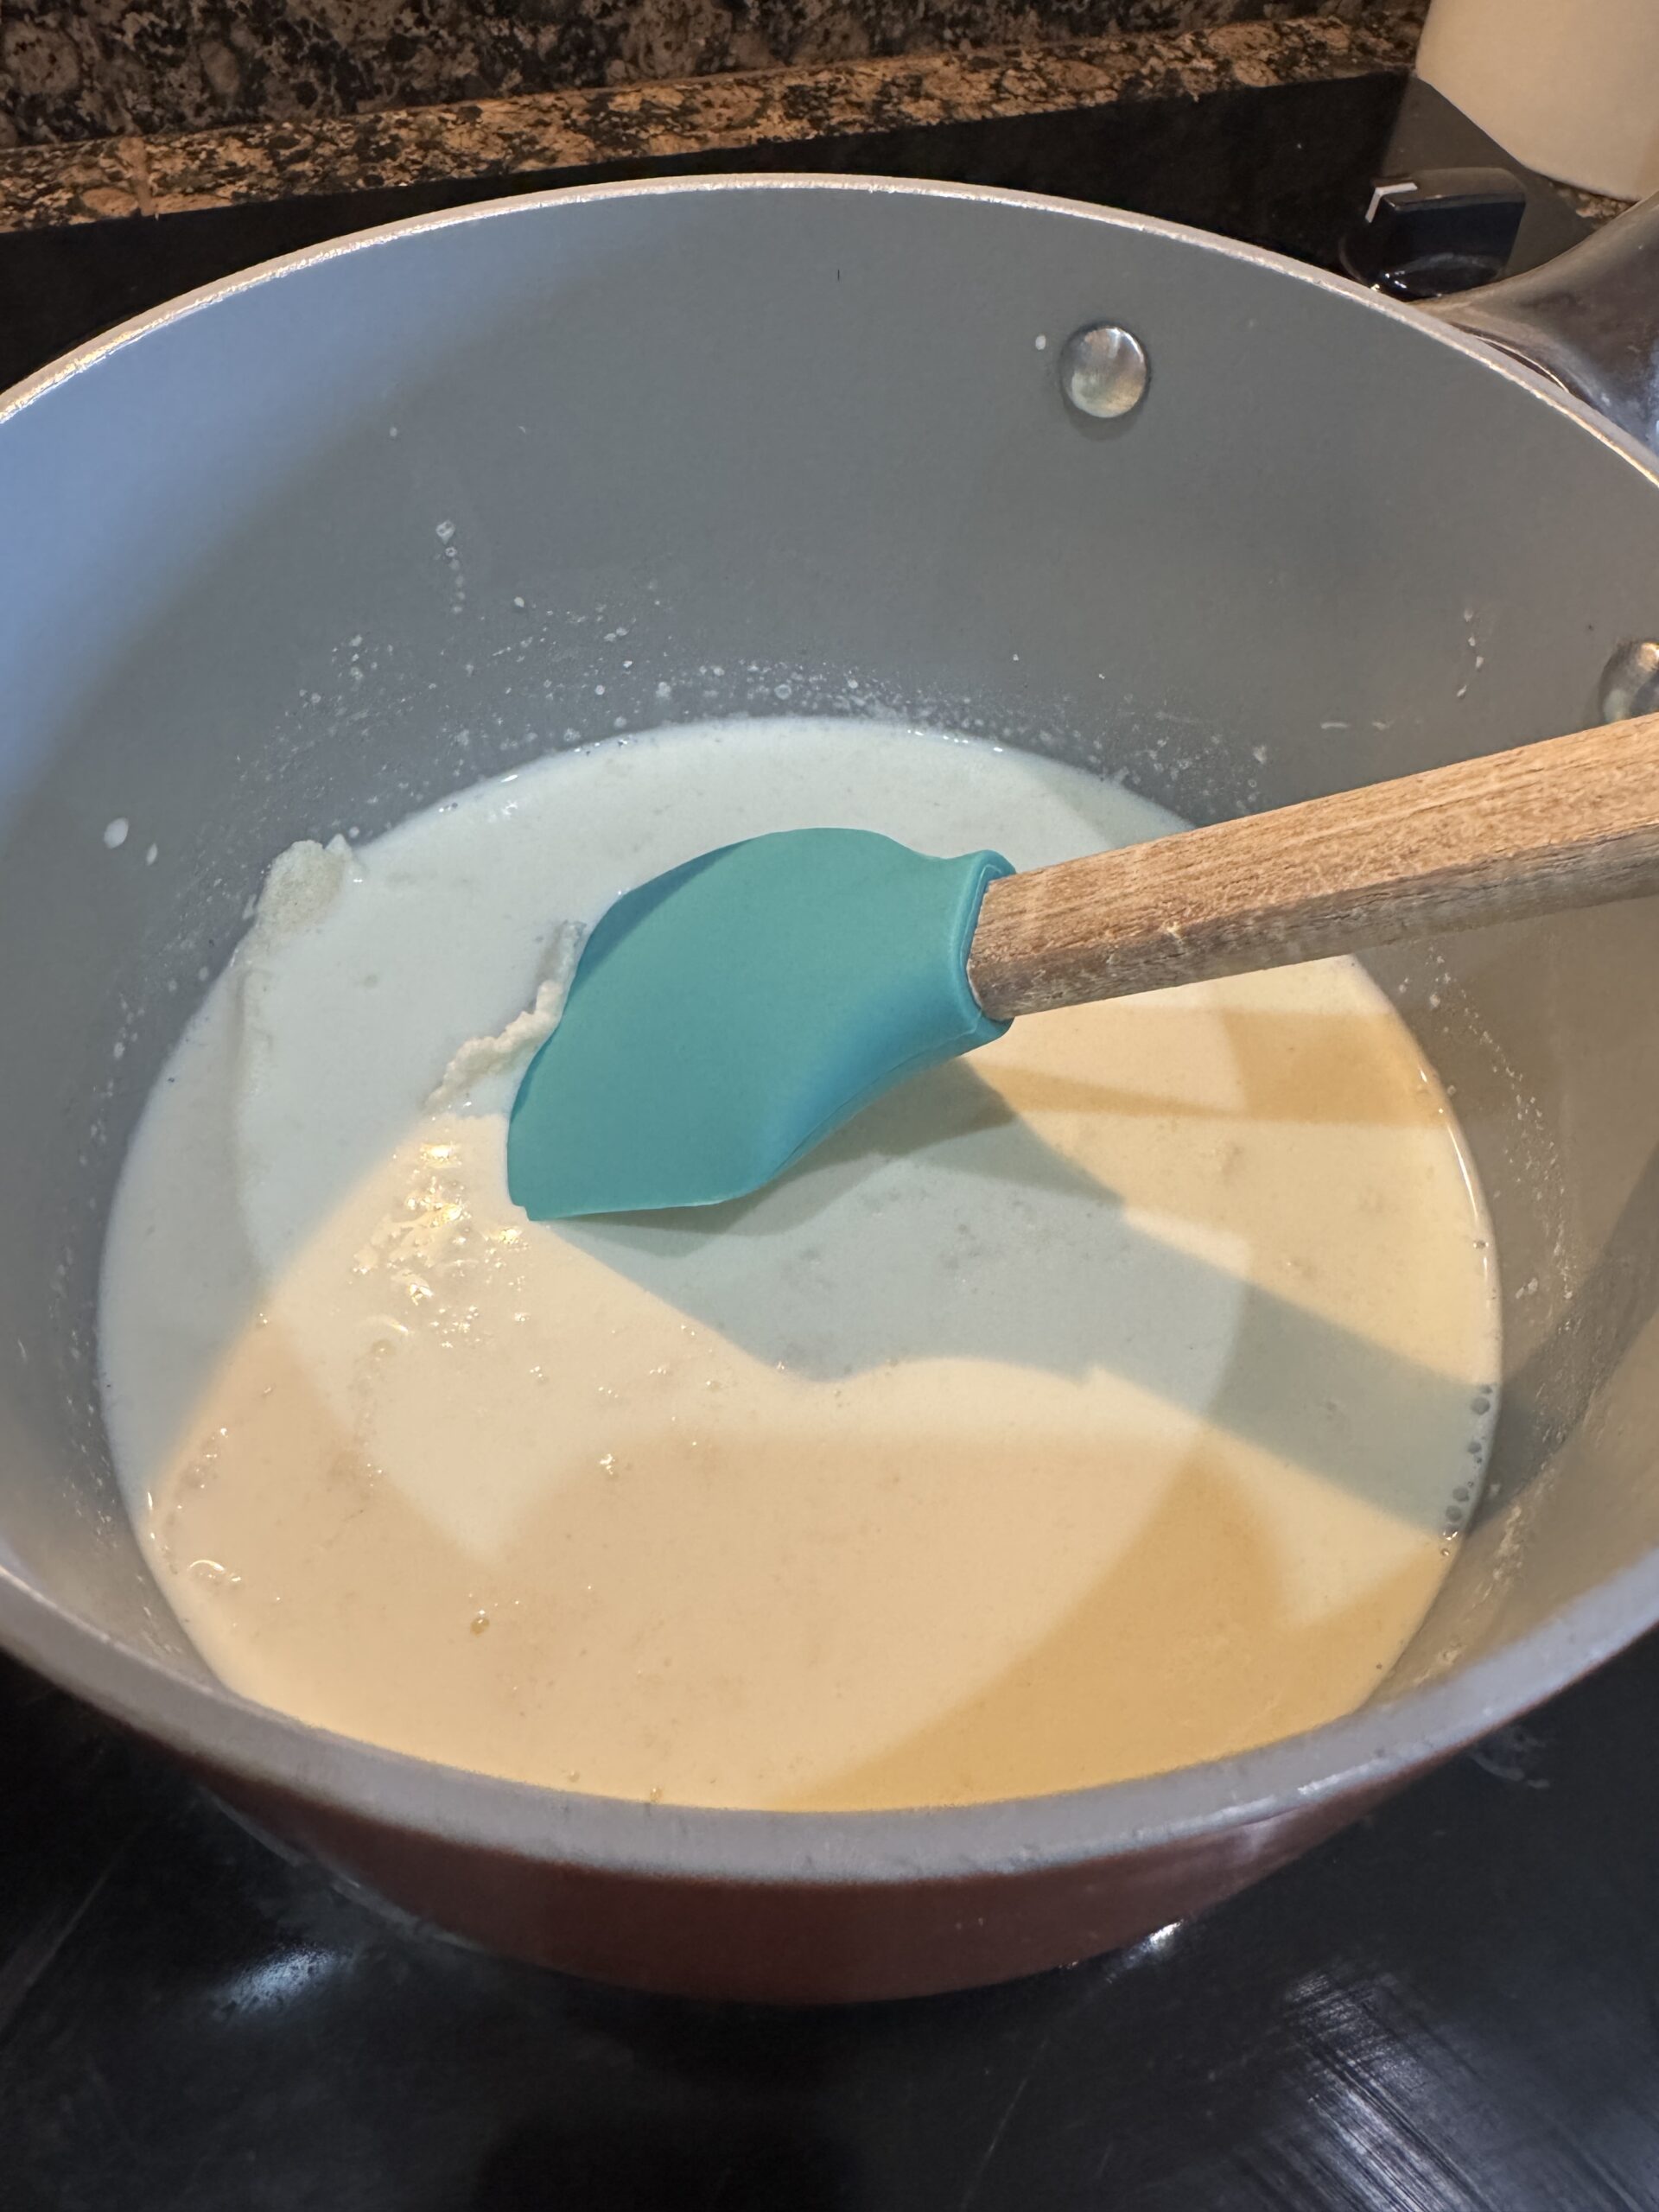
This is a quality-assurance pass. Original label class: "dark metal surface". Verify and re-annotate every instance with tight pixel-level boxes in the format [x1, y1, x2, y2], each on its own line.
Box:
[1341, 166, 1530, 298]
[5, 1638, 1659, 2210]
[1376, 77, 1596, 279]
[6, 67, 1659, 2202]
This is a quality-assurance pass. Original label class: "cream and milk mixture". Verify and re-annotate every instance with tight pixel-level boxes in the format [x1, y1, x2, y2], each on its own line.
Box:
[99, 719, 1499, 1810]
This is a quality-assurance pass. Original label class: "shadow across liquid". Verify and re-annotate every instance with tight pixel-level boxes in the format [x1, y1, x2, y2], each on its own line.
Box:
[563, 1022, 1483, 1532]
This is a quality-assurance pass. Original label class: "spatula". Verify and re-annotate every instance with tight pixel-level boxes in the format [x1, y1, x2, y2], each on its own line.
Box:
[507, 710, 1659, 1220]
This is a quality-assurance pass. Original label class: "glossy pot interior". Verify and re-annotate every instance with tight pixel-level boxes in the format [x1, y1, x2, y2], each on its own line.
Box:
[4, 179, 1659, 2001]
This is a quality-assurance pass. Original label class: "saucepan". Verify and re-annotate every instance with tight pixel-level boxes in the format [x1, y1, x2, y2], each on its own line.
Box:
[3, 176, 1659, 2004]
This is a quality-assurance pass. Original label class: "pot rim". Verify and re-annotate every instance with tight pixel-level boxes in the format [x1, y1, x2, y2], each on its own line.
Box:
[5, 171, 1657, 1888]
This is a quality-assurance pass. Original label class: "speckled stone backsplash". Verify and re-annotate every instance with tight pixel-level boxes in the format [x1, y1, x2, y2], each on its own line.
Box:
[1, 0, 1415, 147]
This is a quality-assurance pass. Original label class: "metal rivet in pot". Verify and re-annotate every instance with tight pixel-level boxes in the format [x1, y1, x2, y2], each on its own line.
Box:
[1598, 639, 1659, 722]
[1058, 323, 1150, 420]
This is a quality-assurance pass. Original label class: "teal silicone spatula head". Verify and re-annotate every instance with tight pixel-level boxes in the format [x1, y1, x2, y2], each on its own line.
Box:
[507, 828, 1011, 1220]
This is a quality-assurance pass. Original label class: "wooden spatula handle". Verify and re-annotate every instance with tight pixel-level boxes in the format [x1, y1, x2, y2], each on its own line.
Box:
[967, 712, 1659, 1021]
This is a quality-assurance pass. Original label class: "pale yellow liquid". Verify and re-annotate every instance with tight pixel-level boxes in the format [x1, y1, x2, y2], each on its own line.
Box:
[100, 721, 1498, 1809]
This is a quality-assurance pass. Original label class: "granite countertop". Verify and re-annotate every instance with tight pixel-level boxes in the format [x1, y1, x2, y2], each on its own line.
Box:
[0, 0, 1421, 151]
[0, 10, 1421, 233]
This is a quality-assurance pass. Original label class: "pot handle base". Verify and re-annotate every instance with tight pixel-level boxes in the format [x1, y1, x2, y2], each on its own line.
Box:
[1423, 192, 1659, 455]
